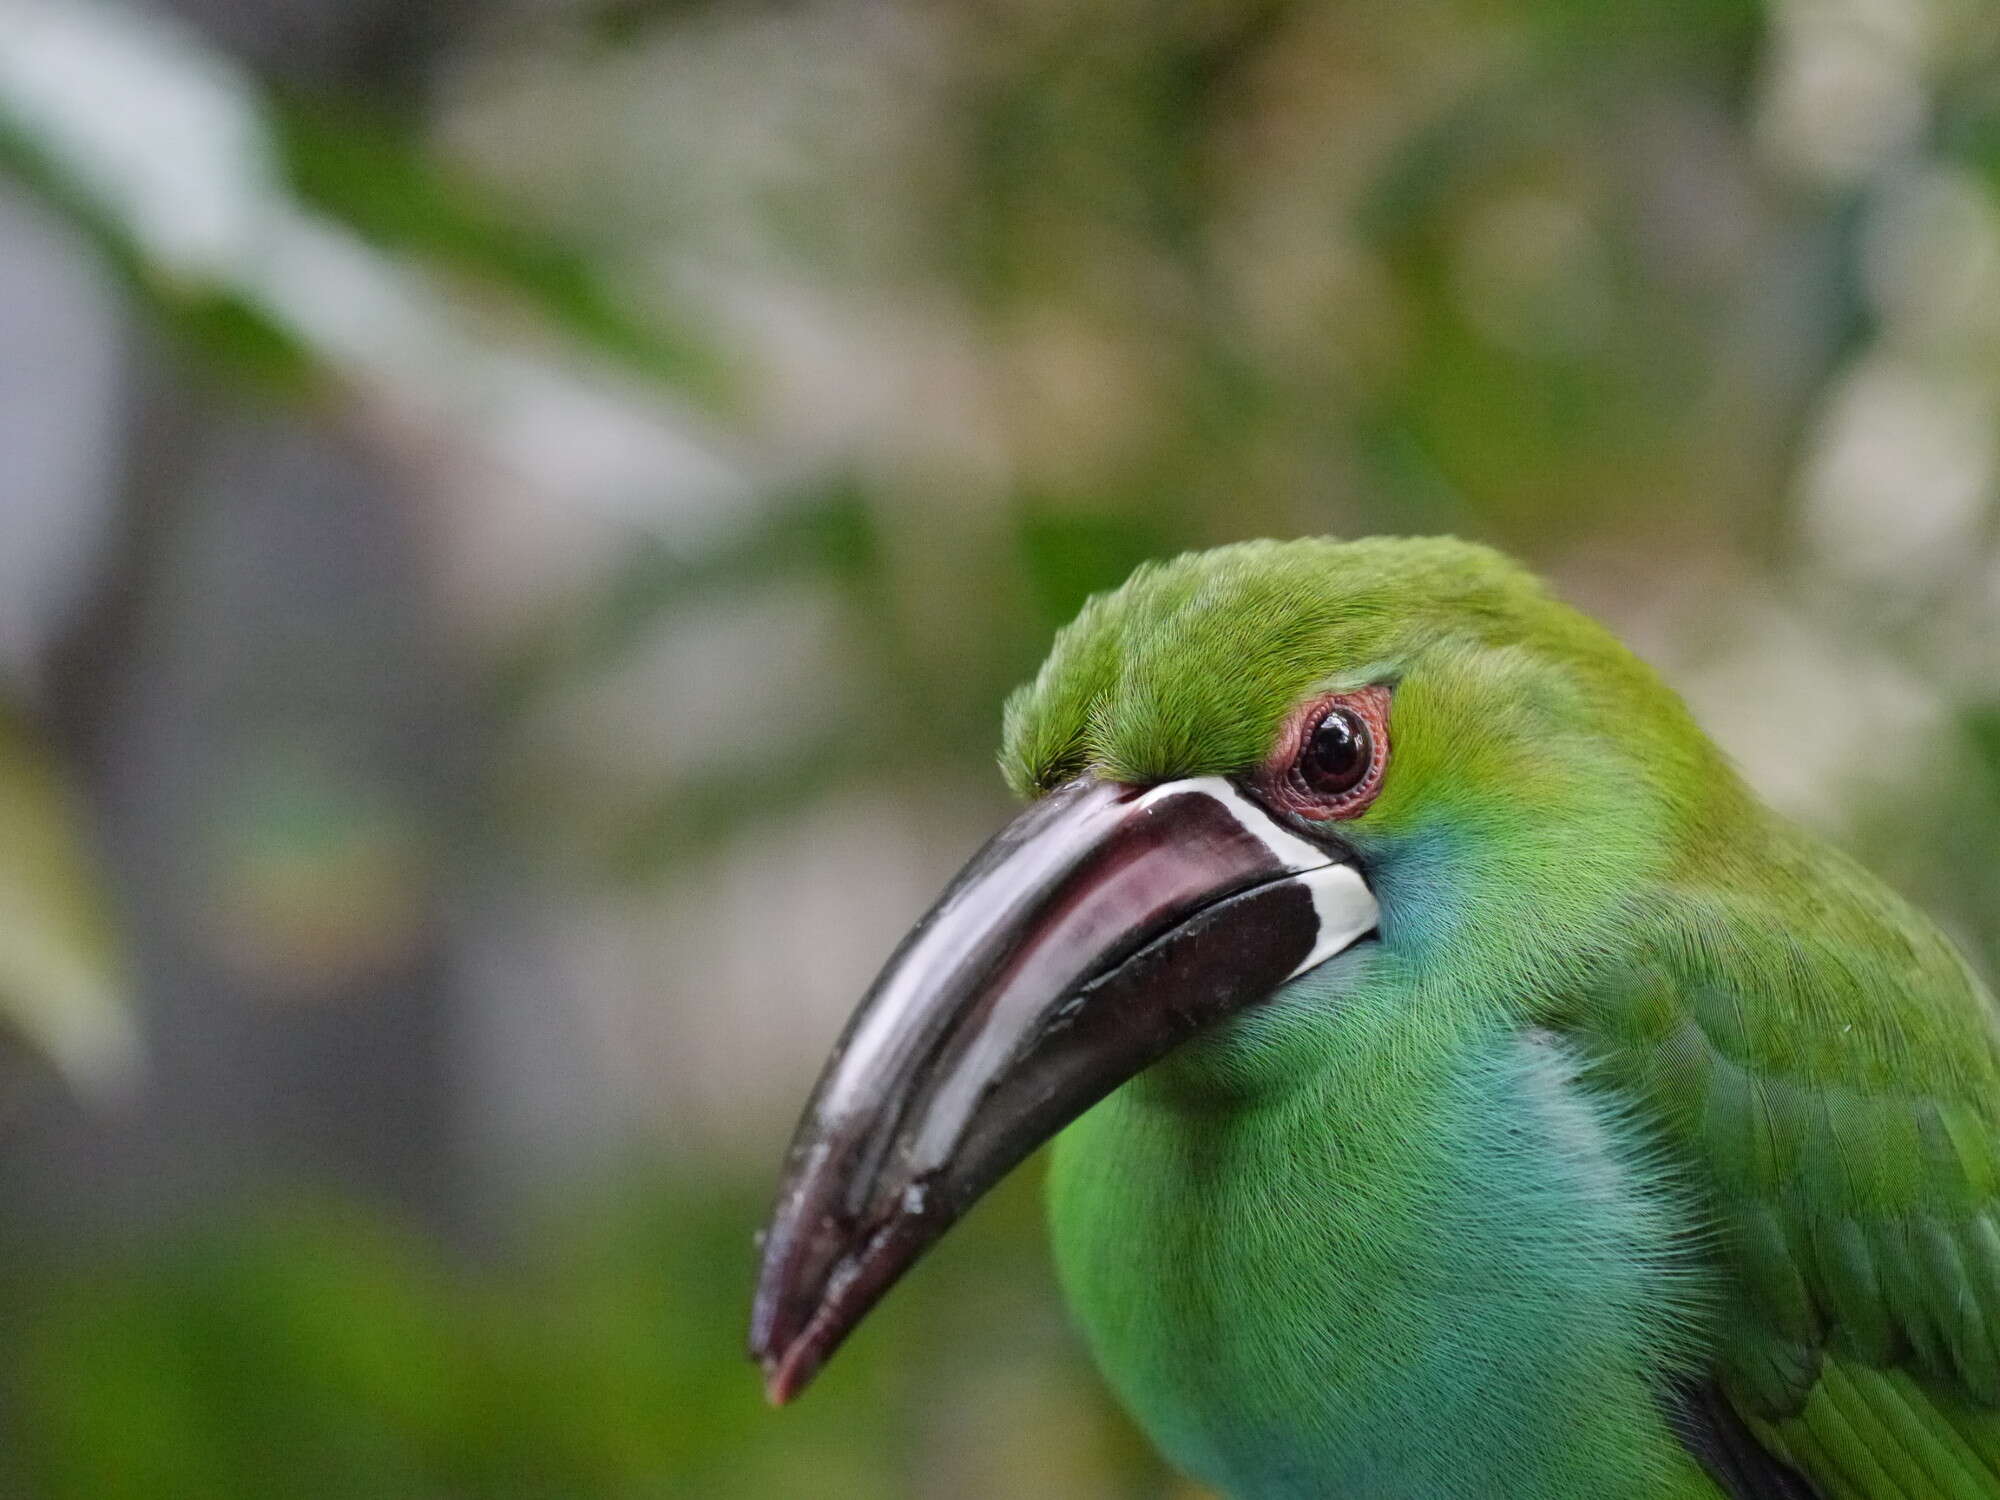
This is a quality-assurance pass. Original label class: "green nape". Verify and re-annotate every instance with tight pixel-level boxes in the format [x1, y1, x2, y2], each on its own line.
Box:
[1011, 536, 2000, 1499]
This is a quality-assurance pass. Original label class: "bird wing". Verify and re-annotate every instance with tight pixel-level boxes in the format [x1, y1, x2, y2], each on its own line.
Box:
[1664, 1376, 1823, 1498]
[1560, 850, 2000, 1500]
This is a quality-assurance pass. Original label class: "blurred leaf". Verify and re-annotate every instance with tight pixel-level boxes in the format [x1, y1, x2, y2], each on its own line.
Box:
[12, 1176, 1173, 1499]
[0, 700, 133, 1095]
[0, 0, 734, 441]
[0, 127, 320, 395]
[0, 0, 324, 388]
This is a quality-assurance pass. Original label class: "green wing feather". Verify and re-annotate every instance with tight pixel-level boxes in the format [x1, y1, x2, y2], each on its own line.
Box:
[1564, 821, 2000, 1499]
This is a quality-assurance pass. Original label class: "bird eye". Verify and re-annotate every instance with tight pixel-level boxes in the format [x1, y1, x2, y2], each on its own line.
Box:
[1298, 707, 1371, 797]
[1267, 684, 1390, 821]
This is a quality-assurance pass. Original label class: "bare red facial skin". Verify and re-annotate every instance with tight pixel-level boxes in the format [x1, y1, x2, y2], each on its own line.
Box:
[1260, 683, 1393, 822]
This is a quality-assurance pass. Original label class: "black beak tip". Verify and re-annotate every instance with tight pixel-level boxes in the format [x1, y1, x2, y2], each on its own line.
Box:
[748, 1261, 837, 1406]
[747, 1324, 800, 1406]
[746, 1208, 858, 1407]
[760, 1337, 821, 1406]
[750, 1202, 944, 1407]
[747, 1265, 803, 1402]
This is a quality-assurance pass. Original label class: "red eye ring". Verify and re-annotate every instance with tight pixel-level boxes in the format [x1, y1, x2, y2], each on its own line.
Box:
[1263, 684, 1391, 821]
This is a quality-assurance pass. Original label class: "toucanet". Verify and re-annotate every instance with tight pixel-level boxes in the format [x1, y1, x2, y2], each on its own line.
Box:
[751, 535, 2000, 1499]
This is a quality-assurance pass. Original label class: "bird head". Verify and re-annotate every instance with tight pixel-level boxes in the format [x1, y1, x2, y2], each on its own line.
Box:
[749, 535, 1739, 1401]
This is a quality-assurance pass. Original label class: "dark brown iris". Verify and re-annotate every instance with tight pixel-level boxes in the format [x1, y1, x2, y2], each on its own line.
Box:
[1297, 706, 1372, 797]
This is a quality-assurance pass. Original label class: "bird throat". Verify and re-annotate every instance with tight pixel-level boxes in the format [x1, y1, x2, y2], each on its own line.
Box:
[1046, 986, 1722, 1500]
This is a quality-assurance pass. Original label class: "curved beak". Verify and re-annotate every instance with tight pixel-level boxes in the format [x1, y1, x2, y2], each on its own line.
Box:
[747, 775, 1378, 1403]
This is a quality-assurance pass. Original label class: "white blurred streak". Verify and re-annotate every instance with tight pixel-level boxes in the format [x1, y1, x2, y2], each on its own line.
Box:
[0, 184, 122, 688]
[0, 0, 755, 609]
[0, 0, 265, 284]
[473, 354, 748, 535]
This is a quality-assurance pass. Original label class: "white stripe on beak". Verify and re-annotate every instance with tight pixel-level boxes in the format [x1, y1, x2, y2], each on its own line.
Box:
[1289, 862, 1378, 979]
[1133, 775, 1331, 874]
[1135, 776, 1376, 982]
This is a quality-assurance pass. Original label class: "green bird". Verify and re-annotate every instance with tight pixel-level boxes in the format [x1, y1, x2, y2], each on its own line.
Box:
[750, 536, 2000, 1499]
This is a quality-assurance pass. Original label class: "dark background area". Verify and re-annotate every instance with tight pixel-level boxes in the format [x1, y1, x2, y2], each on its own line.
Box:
[1, 0, 1998, 1494]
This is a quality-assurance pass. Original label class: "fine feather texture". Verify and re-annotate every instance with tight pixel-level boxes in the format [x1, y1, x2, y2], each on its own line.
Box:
[1052, 989, 1723, 1499]
[1006, 537, 2000, 1499]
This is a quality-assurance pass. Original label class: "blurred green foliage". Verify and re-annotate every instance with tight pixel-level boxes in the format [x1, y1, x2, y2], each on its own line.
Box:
[6, 1167, 1173, 1499]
